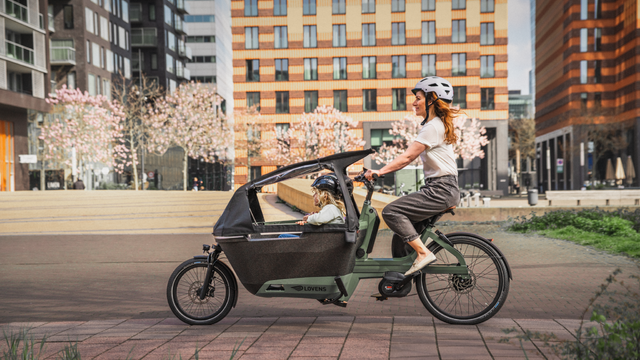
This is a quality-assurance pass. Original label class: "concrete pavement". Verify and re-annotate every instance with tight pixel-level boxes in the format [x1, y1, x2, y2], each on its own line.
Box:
[1, 191, 639, 359]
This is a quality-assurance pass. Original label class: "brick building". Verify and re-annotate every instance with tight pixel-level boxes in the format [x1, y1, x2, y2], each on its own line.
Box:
[231, 0, 509, 193]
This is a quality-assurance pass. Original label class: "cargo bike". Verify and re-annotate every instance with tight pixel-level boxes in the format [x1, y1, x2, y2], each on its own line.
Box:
[167, 149, 512, 325]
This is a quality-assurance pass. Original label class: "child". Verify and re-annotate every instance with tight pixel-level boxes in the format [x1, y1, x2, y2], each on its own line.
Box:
[297, 174, 346, 226]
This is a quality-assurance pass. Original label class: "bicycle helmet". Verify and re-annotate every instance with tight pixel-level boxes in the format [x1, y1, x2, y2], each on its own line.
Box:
[411, 76, 454, 125]
[312, 175, 340, 197]
[327, 172, 353, 198]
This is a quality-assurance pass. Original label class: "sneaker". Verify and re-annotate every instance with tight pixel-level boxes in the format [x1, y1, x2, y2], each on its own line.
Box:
[404, 252, 437, 276]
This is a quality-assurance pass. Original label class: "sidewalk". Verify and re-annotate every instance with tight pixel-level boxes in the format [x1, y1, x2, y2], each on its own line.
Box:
[1, 316, 579, 359]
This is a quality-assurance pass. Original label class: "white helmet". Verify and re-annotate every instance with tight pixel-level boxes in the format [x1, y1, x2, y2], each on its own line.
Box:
[411, 76, 453, 103]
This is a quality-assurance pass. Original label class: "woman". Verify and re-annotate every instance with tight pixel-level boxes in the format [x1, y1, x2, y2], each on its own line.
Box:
[365, 76, 460, 275]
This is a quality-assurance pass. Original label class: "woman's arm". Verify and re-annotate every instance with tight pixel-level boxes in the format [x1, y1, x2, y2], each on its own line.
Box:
[365, 141, 428, 180]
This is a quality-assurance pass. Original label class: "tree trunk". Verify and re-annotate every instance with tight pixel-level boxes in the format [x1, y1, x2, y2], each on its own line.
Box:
[183, 149, 188, 191]
[131, 129, 139, 190]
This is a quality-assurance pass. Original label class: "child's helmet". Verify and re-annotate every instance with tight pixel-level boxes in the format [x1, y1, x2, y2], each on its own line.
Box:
[312, 173, 353, 199]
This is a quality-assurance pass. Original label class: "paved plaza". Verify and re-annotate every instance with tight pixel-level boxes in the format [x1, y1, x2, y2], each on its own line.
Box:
[1, 191, 639, 359]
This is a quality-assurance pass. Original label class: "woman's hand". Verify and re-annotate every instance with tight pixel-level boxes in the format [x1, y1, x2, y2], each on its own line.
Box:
[297, 220, 307, 225]
[365, 169, 381, 181]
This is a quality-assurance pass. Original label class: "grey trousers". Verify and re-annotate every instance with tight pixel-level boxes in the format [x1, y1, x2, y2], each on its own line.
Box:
[381, 175, 459, 242]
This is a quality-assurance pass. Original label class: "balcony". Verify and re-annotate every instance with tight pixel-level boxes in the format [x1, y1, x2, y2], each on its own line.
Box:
[48, 12, 54, 32]
[4, 0, 29, 23]
[6, 40, 34, 65]
[131, 29, 157, 47]
[174, 17, 187, 34]
[129, 3, 142, 22]
[176, 0, 190, 14]
[50, 47, 76, 65]
[178, 43, 192, 59]
[183, 67, 190, 81]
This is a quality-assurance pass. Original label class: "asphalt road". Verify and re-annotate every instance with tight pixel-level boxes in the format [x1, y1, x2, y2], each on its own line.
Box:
[1, 224, 638, 324]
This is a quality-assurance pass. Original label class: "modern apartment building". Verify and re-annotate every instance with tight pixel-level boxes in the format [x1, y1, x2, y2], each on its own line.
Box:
[130, 0, 190, 93]
[535, 0, 639, 191]
[231, 0, 509, 193]
[0, 0, 49, 191]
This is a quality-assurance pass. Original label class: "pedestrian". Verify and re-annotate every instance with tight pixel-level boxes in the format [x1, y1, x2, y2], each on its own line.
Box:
[73, 178, 85, 190]
[193, 177, 199, 191]
[365, 76, 460, 275]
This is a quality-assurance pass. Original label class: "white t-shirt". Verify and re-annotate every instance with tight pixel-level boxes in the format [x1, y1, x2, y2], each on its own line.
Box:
[307, 204, 345, 225]
[414, 116, 458, 179]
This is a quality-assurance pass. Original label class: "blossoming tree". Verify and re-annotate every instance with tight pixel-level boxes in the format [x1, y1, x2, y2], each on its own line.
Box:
[39, 86, 128, 187]
[144, 82, 233, 191]
[268, 105, 365, 165]
[372, 113, 489, 165]
[233, 106, 264, 182]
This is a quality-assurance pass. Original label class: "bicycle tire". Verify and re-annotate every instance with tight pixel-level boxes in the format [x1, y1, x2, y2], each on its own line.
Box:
[167, 258, 236, 325]
[416, 235, 510, 325]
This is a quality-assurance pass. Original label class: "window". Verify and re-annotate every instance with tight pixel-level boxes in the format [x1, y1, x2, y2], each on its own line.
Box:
[85, 8, 93, 33]
[594, 0, 601, 18]
[481, 88, 494, 110]
[392, 23, 406, 45]
[245, 0, 258, 16]
[164, 5, 172, 25]
[67, 71, 76, 89]
[480, 55, 494, 78]
[119, 26, 126, 50]
[362, 0, 375, 13]
[422, 54, 436, 77]
[103, 79, 110, 100]
[580, 0, 588, 20]
[168, 31, 176, 51]
[594, 60, 601, 83]
[333, 24, 346, 47]
[422, 0, 434, 11]
[392, 88, 406, 111]
[64, 5, 73, 29]
[580, 92, 588, 112]
[304, 91, 318, 113]
[334, 90, 347, 112]
[580, 60, 587, 84]
[149, 4, 155, 20]
[250, 167, 262, 181]
[100, 16, 109, 41]
[580, 28, 588, 52]
[452, 53, 466, 76]
[276, 123, 290, 139]
[166, 54, 174, 73]
[304, 25, 317, 48]
[362, 24, 375, 46]
[151, 53, 157, 69]
[246, 60, 259, 82]
[88, 74, 96, 96]
[303, 0, 316, 15]
[480, 23, 494, 45]
[333, 57, 347, 80]
[93, 12, 99, 35]
[452, 0, 465, 9]
[275, 59, 289, 81]
[100, 46, 105, 68]
[187, 36, 215, 43]
[274, 26, 288, 48]
[86, 40, 91, 63]
[184, 15, 215, 22]
[422, 21, 435, 44]
[453, 86, 466, 108]
[106, 49, 114, 71]
[392, 55, 406, 78]
[124, 58, 131, 78]
[192, 76, 216, 83]
[363, 56, 376, 79]
[190, 56, 216, 63]
[132, 51, 143, 71]
[122, 0, 128, 22]
[392, 0, 404, 12]
[481, 0, 494, 12]
[363, 89, 377, 111]
[452, 20, 466, 43]
[594, 28, 601, 51]
[304, 58, 318, 80]
[276, 91, 289, 113]
[274, 0, 286, 16]
[247, 92, 260, 111]
[245, 27, 258, 49]
[333, 0, 345, 14]
[594, 92, 602, 108]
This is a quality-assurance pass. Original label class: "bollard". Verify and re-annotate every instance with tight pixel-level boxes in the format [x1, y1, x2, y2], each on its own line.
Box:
[528, 189, 538, 206]
[472, 193, 481, 207]
[483, 197, 491, 207]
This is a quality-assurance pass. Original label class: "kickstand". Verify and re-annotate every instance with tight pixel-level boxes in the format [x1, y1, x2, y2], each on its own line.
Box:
[317, 298, 348, 307]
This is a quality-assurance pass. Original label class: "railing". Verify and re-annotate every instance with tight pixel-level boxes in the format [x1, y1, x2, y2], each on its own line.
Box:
[178, 43, 192, 59]
[183, 67, 190, 80]
[176, 64, 183, 78]
[131, 31, 157, 46]
[50, 47, 76, 64]
[176, 0, 190, 13]
[4, 0, 29, 23]
[174, 18, 187, 33]
[6, 40, 34, 65]
[48, 12, 54, 31]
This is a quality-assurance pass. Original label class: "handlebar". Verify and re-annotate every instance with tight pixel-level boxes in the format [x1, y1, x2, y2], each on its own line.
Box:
[355, 169, 384, 202]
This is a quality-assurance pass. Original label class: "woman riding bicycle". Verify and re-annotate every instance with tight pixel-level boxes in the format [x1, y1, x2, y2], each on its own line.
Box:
[365, 76, 460, 275]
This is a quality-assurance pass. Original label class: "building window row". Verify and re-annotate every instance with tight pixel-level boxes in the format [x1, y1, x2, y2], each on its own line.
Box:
[184, 14, 214, 22]
[580, 28, 602, 52]
[580, 0, 601, 20]
[187, 35, 215, 43]
[243, 54, 495, 81]
[579, 60, 602, 84]
[242, 0, 494, 16]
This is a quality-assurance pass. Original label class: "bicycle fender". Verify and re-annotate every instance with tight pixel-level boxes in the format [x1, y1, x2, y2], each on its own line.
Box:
[444, 232, 513, 280]
[192, 255, 240, 308]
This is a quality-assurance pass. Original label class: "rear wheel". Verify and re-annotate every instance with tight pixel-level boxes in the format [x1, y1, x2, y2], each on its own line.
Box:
[416, 235, 509, 325]
[167, 259, 236, 325]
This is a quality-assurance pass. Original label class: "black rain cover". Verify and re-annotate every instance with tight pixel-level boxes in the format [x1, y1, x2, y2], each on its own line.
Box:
[213, 149, 374, 237]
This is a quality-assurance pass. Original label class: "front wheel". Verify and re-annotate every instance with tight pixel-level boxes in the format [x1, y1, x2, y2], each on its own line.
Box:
[167, 259, 236, 325]
[416, 235, 510, 325]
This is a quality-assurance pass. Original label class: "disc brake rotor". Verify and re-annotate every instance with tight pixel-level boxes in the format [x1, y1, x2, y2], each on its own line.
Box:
[188, 282, 213, 304]
[448, 269, 476, 294]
